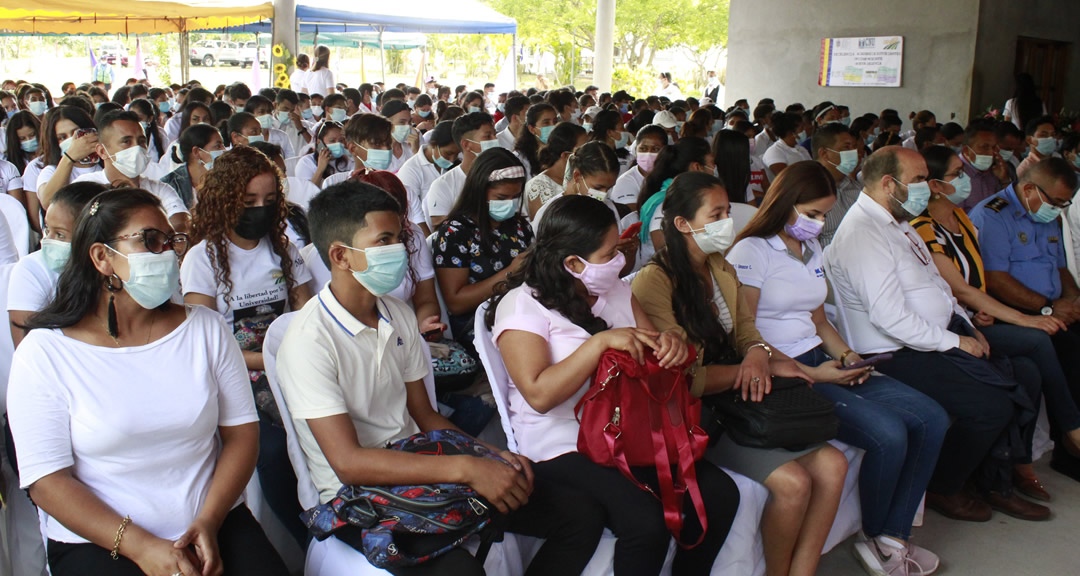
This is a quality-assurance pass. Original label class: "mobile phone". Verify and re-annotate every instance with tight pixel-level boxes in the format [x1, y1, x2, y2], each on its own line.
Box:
[620, 221, 643, 240]
[421, 328, 443, 341]
[840, 352, 893, 370]
[72, 128, 100, 164]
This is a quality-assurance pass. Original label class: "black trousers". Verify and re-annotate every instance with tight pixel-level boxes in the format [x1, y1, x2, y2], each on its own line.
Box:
[47, 505, 288, 576]
[256, 409, 309, 549]
[357, 455, 607, 576]
[876, 349, 1014, 494]
[533, 452, 740, 576]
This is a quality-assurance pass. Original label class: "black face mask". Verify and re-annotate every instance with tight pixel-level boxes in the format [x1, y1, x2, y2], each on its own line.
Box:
[234, 205, 277, 240]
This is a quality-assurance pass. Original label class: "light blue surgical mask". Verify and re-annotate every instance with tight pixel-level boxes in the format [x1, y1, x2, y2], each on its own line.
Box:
[359, 145, 391, 170]
[797, 130, 807, 141]
[245, 133, 265, 144]
[711, 119, 723, 134]
[828, 148, 858, 175]
[329, 108, 347, 123]
[966, 146, 993, 171]
[1072, 153, 1080, 170]
[40, 238, 71, 273]
[538, 125, 554, 144]
[256, 114, 273, 130]
[467, 138, 500, 155]
[497, 103, 506, 113]
[199, 147, 225, 170]
[468, 105, 482, 114]
[158, 101, 171, 114]
[614, 131, 630, 149]
[488, 197, 520, 222]
[20, 138, 38, 153]
[938, 172, 972, 205]
[866, 134, 876, 147]
[433, 146, 454, 170]
[105, 246, 180, 309]
[1025, 184, 1064, 224]
[950, 145, 964, 155]
[392, 124, 411, 143]
[418, 109, 432, 118]
[344, 243, 408, 296]
[1035, 137, 1057, 157]
[302, 108, 314, 120]
[1000, 149, 1015, 163]
[840, 117, 851, 127]
[28, 101, 47, 116]
[326, 142, 346, 159]
[276, 111, 291, 126]
[582, 122, 593, 133]
[890, 177, 931, 217]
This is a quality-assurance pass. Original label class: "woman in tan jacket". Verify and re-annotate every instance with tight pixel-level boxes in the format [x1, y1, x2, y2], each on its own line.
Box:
[631, 171, 848, 576]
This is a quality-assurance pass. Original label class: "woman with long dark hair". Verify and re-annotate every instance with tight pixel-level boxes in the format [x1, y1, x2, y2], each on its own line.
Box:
[588, 109, 632, 173]
[524, 122, 586, 217]
[488, 193, 739, 575]
[636, 136, 714, 256]
[5, 110, 42, 228]
[8, 188, 288, 576]
[307, 45, 336, 96]
[35, 106, 101, 210]
[180, 146, 313, 548]
[295, 120, 352, 187]
[730, 161, 950, 574]
[515, 102, 558, 178]
[610, 124, 666, 209]
[632, 171, 847, 576]
[161, 123, 226, 209]
[434, 147, 532, 350]
[1005, 73, 1046, 132]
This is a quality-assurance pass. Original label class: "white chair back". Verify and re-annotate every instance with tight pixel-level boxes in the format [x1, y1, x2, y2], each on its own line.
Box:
[730, 203, 758, 237]
[473, 302, 518, 453]
[0, 196, 28, 258]
[1064, 202, 1080, 286]
[427, 232, 453, 339]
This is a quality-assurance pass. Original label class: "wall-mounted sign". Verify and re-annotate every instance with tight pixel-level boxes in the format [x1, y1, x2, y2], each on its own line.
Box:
[819, 36, 903, 87]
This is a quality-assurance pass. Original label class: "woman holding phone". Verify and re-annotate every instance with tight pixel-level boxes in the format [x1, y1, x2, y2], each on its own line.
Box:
[726, 160, 950, 575]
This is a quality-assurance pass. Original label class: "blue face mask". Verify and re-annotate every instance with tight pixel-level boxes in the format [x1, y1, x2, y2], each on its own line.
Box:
[418, 109, 432, 118]
[966, 146, 993, 171]
[468, 106, 482, 114]
[158, 101, 171, 114]
[890, 177, 931, 217]
[468, 138, 500, 155]
[866, 133, 876, 147]
[1024, 184, 1064, 224]
[360, 146, 392, 170]
[614, 131, 630, 149]
[939, 172, 972, 205]
[488, 197, 520, 222]
[302, 108, 314, 120]
[999, 149, 1015, 162]
[329, 108, 347, 123]
[245, 133, 265, 144]
[582, 122, 593, 133]
[40, 238, 71, 272]
[433, 146, 454, 170]
[326, 142, 346, 159]
[20, 138, 38, 153]
[199, 148, 225, 170]
[28, 101, 47, 116]
[797, 130, 807, 141]
[538, 125, 554, 144]
[828, 148, 858, 175]
[1035, 137, 1057, 157]
[5, 110, 15, 119]
[345, 243, 408, 296]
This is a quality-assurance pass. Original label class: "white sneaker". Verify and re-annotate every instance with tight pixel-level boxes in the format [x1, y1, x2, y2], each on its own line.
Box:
[906, 543, 940, 575]
[854, 539, 921, 576]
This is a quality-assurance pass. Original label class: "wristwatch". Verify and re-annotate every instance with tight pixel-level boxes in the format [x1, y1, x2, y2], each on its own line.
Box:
[747, 342, 772, 359]
[1040, 299, 1054, 316]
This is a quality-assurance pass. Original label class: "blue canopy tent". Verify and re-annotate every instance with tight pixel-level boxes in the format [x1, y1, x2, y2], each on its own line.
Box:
[214, 0, 517, 84]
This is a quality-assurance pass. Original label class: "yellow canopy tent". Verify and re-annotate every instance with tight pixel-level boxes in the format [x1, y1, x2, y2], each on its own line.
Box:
[0, 0, 272, 35]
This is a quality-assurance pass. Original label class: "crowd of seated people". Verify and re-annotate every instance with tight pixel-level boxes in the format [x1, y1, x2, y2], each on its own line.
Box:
[0, 65, 1078, 576]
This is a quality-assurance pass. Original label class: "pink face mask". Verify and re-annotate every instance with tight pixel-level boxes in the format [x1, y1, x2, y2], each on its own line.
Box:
[565, 251, 626, 296]
[636, 152, 658, 173]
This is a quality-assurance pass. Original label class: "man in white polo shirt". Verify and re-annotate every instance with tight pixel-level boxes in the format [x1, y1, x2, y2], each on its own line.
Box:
[74, 110, 191, 234]
[426, 112, 498, 229]
[277, 180, 603, 574]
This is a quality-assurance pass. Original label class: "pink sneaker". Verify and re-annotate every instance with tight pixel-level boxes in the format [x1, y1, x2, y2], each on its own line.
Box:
[906, 543, 940, 575]
[854, 539, 921, 576]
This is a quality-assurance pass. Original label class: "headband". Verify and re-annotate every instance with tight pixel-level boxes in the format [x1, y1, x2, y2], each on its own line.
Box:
[489, 166, 525, 182]
[814, 105, 835, 121]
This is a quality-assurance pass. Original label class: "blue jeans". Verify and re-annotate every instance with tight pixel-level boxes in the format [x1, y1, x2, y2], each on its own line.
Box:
[796, 347, 949, 541]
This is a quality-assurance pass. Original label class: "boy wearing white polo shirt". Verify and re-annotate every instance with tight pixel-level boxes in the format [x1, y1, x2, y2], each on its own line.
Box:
[276, 180, 602, 575]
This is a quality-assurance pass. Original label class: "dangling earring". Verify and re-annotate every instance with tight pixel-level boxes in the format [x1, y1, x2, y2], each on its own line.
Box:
[104, 273, 122, 340]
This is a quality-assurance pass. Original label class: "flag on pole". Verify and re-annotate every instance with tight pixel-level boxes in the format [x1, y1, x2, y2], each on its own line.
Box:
[252, 40, 263, 91]
[133, 39, 144, 79]
[88, 40, 98, 69]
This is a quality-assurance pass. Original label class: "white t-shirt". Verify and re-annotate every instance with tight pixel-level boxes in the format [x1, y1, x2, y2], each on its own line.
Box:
[73, 172, 188, 218]
[727, 235, 826, 358]
[425, 165, 467, 223]
[295, 153, 354, 184]
[277, 288, 428, 503]
[7, 250, 59, 313]
[397, 148, 444, 207]
[290, 69, 309, 95]
[531, 194, 621, 235]
[497, 128, 516, 151]
[492, 281, 637, 462]
[180, 237, 311, 327]
[38, 164, 101, 201]
[267, 128, 296, 160]
[164, 114, 184, 144]
[389, 145, 414, 174]
[319, 170, 425, 231]
[301, 221, 432, 304]
[0, 158, 23, 192]
[21, 158, 45, 194]
[8, 306, 258, 543]
[306, 68, 335, 97]
[285, 175, 321, 211]
[611, 166, 645, 206]
[762, 139, 811, 171]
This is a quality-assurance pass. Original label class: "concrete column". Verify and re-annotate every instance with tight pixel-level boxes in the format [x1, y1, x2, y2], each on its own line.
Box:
[272, 0, 298, 72]
[593, 0, 615, 92]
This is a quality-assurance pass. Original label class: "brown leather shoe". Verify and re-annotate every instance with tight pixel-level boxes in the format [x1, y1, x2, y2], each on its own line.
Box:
[926, 491, 992, 522]
[984, 491, 1051, 521]
[1013, 469, 1051, 502]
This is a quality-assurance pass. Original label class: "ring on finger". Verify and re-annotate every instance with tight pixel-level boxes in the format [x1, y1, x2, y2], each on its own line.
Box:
[172, 572, 184, 576]
[751, 377, 761, 384]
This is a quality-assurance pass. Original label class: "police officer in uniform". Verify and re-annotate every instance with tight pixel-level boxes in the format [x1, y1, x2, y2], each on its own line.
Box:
[970, 156, 1080, 481]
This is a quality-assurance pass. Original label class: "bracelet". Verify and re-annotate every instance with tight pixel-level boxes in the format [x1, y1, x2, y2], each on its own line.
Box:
[63, 151, 76, 163]
[746, 342, 772, 359]
[111, 515, 131, 561]
[839, 349, 856, 367]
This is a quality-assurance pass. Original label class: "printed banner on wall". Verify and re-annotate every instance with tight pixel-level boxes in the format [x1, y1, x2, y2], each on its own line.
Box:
[819, 36, 903, 87]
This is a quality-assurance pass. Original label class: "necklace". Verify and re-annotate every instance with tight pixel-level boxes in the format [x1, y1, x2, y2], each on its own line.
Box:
[100, 308, 157, 346]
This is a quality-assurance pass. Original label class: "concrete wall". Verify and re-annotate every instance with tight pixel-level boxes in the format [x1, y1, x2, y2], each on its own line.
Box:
[725, 0, 980, 122]
[971, 0, 1080, 118]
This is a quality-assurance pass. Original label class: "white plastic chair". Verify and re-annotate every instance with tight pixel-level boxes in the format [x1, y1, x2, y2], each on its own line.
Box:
[427, 232, 454, 339]
[730, 203, 758, 237]
[0, 195, 29, 258]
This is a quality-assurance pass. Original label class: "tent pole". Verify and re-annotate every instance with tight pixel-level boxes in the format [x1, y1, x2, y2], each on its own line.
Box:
[512, 34, 517, 91]
[379, 27, 386, 86]
[180, 28, 190, 84]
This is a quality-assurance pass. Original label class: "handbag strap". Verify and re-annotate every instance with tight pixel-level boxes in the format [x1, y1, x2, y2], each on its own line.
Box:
[652, 396, 707, 549]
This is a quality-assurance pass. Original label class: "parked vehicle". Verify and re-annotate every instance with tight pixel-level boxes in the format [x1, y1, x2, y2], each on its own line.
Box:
[240, 41, 270, 68]
[99, 42, 129, 67]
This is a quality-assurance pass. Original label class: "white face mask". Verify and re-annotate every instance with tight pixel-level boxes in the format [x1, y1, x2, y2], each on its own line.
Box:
[104, 144, 150, 179]
[106, 246, 180, 309]
[689, 217, 734, 254]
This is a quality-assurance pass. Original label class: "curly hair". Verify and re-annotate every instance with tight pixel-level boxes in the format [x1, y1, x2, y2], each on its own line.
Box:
[191, 146, 296, 310]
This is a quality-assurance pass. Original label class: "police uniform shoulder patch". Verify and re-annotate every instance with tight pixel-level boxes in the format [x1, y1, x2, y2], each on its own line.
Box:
[986, 197, 1009, 212]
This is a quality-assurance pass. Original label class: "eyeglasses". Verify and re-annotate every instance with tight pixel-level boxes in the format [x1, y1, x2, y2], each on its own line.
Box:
[1035, 184, 1072, 209]
[110, 228, 190, 256]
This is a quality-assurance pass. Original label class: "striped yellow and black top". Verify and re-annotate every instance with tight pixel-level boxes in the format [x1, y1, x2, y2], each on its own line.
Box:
[911, 207, 986, 292]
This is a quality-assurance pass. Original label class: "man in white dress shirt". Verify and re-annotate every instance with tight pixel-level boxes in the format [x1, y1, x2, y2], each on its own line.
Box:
[826, 146, 1047, 522]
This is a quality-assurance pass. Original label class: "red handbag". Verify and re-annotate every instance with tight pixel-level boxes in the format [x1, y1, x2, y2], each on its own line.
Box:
[575, 347, 709, 548]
